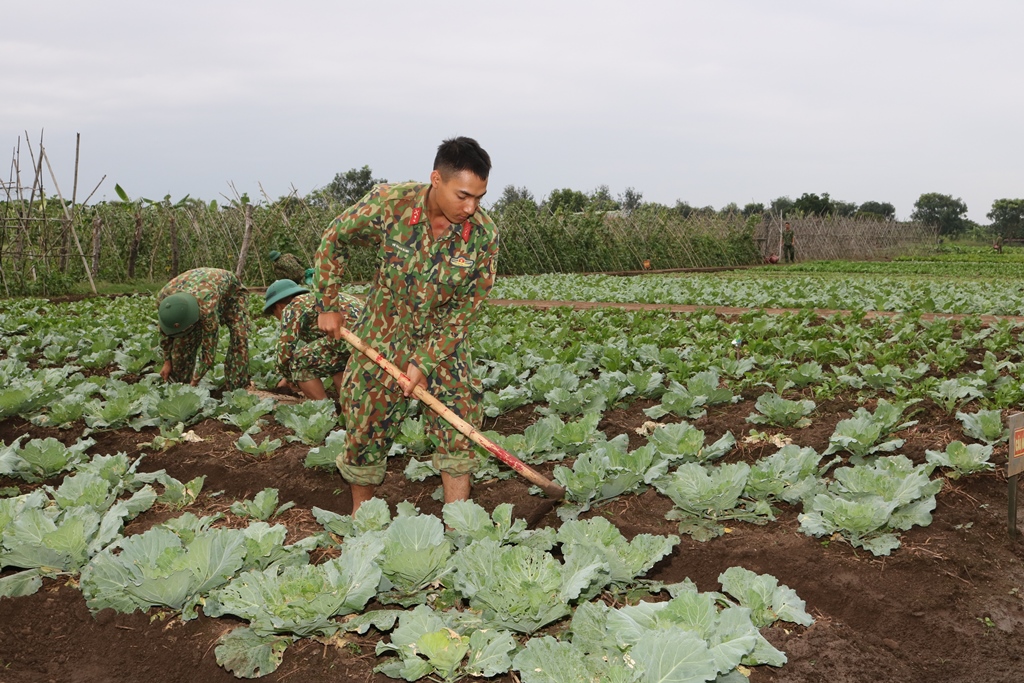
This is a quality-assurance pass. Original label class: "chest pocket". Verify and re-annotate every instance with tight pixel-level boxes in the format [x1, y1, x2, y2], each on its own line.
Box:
[380, 236, 475, 308]
[380, 238, 433, 308]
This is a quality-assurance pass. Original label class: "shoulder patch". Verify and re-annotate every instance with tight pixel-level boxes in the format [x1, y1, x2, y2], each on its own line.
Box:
[409, 207, 423, 225]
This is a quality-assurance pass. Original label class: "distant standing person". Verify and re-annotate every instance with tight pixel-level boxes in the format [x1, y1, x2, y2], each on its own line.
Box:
[314, 136, 498, 513]
[262, 279, 363, 400]
[782, 222, 796, 263]
[157, 267, 250, 390]
[268, 250, 307, 283]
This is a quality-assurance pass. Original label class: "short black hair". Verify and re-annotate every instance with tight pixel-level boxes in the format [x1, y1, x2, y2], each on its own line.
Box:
[434, 136, 491, 181]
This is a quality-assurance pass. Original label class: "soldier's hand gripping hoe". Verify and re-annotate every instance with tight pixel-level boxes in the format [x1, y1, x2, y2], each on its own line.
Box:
[336, 327, 566, 501]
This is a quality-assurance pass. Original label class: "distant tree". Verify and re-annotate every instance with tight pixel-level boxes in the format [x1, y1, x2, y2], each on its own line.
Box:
[987, 198, 1024, 239]
[719, 202, 740, 217]
[491, 185, 537, 213]
[857, 201, 896, 221]
[619, 187, 643, 213]
[674, 200, 696, 218]
[793, 192, 834, 216]
[545, 188, 589, 214]
[589, 185, 620, 211]
[769, 196, 795, 216]
[324, 165, 387, 208]
[742, 202, 765, 218]
[832, 200, 858, 217]
[911, 193, 969, 236]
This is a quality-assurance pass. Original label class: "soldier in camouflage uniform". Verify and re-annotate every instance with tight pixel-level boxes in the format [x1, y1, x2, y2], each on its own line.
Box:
[268, 250, 307, 283]
[782, 223, 796, 263]
[314, 137, 497, 512]
[263, 279, 363, 400]
[157, 267, 251, 390]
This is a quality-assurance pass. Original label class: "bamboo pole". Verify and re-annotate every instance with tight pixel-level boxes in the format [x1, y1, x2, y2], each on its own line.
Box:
[236, 203, 253, 279]
[41, 144, 97, 293]
[127, 211, 142, 278]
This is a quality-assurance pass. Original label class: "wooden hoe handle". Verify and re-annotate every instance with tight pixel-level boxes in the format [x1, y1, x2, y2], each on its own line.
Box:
[336, 327, 566, 500]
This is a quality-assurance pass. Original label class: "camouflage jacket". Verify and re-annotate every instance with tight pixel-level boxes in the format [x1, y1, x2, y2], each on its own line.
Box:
[273, 252, 307, 282]
[312, 182, 498, 377]
[157, 268, 246, 378]
[277, 291, 363, 380]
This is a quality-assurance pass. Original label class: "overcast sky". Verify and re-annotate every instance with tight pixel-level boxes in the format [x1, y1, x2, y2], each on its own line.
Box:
[4, 1, 1021, 222]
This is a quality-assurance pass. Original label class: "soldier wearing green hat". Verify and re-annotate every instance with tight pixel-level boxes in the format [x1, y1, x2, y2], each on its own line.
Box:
[157, 267, 251, 389]
[268, 250, 307, 284]
[263, 279, 363, 400]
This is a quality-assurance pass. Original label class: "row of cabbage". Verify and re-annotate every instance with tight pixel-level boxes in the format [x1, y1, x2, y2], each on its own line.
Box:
[491, 271, 1024, 316]
[0, 441, 812, 682]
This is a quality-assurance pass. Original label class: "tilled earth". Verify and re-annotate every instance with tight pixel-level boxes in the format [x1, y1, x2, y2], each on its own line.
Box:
[2, 392, 1024, 683]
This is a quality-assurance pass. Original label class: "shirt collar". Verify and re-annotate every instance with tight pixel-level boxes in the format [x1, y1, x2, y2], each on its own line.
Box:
[407, 185, 474, 241]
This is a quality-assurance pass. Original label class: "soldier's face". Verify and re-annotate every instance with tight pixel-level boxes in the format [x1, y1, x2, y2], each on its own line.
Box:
[430, 169, 488, 225]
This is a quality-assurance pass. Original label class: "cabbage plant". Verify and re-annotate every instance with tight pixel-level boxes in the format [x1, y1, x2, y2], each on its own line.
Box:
[274, 399, 337, 445]
[746, 393, 815, 428]
[205, 534, 383, 678]
[925, 440, 995, 478]
[655, 462, 773, 541]
[0, 436, 95, 482]
[373, 604, 516, 683]
[798, 455, 943, 555]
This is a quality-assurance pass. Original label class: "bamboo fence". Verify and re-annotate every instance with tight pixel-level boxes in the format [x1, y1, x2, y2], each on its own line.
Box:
[2, 134, 939, 296]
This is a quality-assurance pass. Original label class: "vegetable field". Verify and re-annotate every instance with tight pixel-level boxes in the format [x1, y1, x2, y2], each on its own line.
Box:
[3, 261, 1024, 683]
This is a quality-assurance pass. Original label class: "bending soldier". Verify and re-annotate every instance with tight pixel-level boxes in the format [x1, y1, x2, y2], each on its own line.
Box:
[157, 267, 250, 390]
[263, 279, 362, 401]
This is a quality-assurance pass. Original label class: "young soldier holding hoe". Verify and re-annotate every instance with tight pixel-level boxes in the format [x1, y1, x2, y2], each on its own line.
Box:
[313, 137, 498, 513]
[156, 267, 251, 390]
[263, 278, 362, 400]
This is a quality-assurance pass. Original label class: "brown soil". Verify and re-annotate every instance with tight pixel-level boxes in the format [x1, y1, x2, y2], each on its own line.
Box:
[3, 395, 1024, 683]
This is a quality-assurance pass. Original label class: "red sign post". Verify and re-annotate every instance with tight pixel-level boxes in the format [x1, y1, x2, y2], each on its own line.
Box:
[1007, 413, 1024, 538]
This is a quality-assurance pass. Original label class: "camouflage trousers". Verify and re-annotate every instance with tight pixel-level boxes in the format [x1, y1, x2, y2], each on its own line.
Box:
[336, 353, 481, 486]
[286, 337, 351, 383]
[167, 298, 250, 390]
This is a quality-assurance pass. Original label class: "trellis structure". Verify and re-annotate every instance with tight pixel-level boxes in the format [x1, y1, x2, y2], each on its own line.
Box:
[1, 132, 101, 296]
[755, 215, 937, 263]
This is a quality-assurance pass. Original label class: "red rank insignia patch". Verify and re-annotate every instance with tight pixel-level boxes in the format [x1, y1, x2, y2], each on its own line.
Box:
[409, 207, 422, 225]
[461, 222, 471, 241]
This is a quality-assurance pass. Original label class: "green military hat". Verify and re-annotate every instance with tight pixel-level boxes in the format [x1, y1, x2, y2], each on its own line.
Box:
[268, 250, 282, 261]
[263, 279, 309, 313]
[158, 293, 200, 336]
